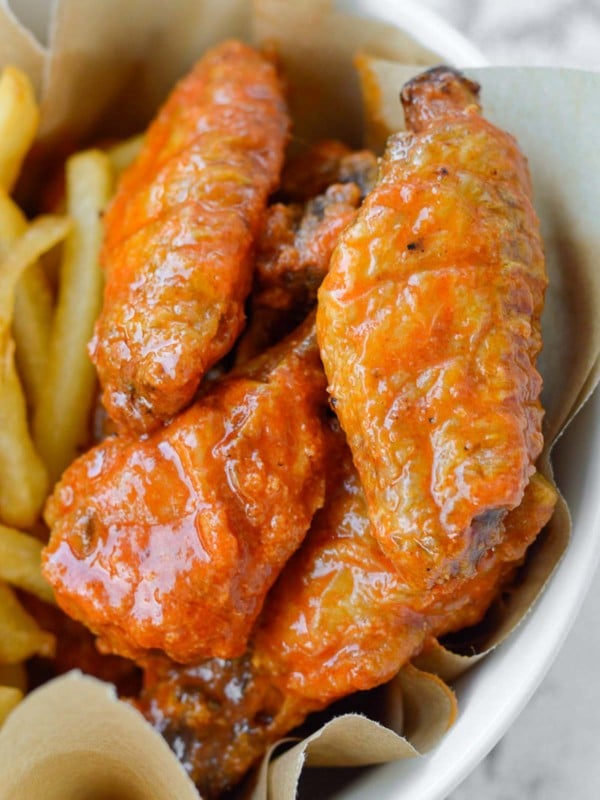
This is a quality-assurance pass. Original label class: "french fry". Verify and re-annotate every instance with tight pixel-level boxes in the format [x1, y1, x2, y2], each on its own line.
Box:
[12, 260, 54, 410]
[0, 524, 55, 605]
[0, 213, 70, 344]
[0, 66, 39, 192]
[107, 133, 144, 179]
[0, 686, 22, 726]
[0, 214, 70, 527]
[0, 581, 55, 663]
[0, 189, 26, 243]
[0, 345, 48, 528]
[0, 191, 54, 411]
[33, 150, 113, 483]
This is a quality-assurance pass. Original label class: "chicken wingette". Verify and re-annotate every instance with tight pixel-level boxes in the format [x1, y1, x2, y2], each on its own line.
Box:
[43, 319, 329, 663]
[317, 67, 548, 603]
[91, 40, 289, 434]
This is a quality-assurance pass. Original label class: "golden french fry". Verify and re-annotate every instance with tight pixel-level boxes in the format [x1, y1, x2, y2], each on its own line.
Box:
[0, 214, 71, 344]
[0, 524, 55, 605]
[0, 581, 55, 663]
[107, 133, 144, 179]
[0, 192, 55, 411]
[0, 344, 48, 528]
[34, 150, 113, 483]
[0, 686, 22, 726]
[12, 260, 54, 410]
[0, 663, 27, 692]
[0, 189, 27, 244]
[0, 215, 70, 526]
[0, 66, 40, 192]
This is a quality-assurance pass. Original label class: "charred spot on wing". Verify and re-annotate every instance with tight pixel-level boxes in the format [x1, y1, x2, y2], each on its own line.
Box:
[406, 238, 425, 252]
[72, 508, 101, 558]
[470, 507, 506, 556]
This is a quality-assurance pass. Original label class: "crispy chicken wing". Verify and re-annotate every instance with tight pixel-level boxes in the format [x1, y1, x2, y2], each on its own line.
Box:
[317, 67, 548, 601]
[135, 425, 556, 797]
[91, 41, 289, 434]
[43, 319, 329, 663]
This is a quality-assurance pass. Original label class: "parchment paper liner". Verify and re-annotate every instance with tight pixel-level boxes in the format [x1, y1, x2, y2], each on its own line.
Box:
[0, 1, 598, 799]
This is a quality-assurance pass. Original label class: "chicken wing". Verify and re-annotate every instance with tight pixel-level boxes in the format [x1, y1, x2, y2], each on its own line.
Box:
[43, 318, 329, 663]
[235, 181, 363, 363]
[317, 67, 548, 602]
[91, 40, 289, 434]
[135, 424, 556, 797]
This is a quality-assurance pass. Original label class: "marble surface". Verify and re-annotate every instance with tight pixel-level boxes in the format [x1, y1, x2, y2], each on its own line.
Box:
[418, 1, 600, 798]
[421, 0, 600, 68]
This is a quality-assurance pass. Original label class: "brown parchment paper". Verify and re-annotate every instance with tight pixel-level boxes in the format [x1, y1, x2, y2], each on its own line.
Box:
[252, 0, 438, 148]
[0, 671, 199, 800]
[252, 665, 457, 800]
[0, 1, 43, 95]
[0, 1, 598, 799]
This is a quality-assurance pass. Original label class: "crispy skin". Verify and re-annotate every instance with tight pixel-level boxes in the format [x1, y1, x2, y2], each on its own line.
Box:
[280, 139, 377, 201]
[136, 654, 295, 800]
[256, 183, 362, 312]
[43, 319, 328, 663]
[91, 41, 289, 434]
[236, 144, 377, 364]
[317, 67, 548, 601]
[236, 182, 362, 363]
[135, 427, 556, 797]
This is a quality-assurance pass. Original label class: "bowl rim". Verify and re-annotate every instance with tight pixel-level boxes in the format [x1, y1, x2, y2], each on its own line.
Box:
[339, 0, 489, 67]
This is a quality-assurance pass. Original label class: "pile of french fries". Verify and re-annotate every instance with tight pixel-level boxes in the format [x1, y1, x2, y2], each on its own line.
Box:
[0, 65, 138, 725]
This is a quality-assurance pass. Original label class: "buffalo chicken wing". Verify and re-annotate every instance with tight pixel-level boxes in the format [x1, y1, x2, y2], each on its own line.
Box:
[91, 41, 289, 434]
[43, 319, 329, 663]
[317, 67, 548, 603]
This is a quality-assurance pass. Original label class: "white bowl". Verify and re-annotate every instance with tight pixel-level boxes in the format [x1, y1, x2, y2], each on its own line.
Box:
[341, 0, 487, 67]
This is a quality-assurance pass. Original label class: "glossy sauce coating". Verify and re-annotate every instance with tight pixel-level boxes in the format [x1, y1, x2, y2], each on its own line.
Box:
[43, 61, 556, 796]
[43, 319, 328, 663]
[91, 41, 289, 434]
[317, 67, 548, 600]
[253, 433, 556, 699]
[136, 425, 556, 796]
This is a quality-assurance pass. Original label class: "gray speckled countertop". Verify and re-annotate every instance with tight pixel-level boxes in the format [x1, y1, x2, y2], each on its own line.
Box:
[418, 1, 600, 798]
